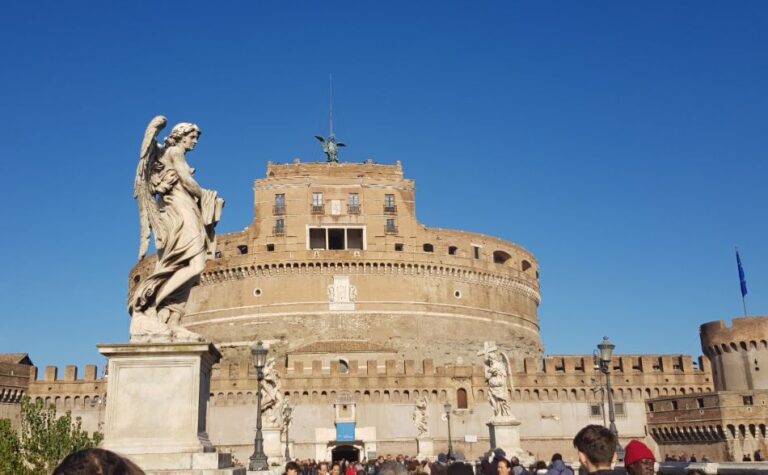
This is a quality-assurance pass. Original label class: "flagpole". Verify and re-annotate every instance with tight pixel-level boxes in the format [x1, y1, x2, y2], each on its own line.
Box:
[736, 246, 748, 318]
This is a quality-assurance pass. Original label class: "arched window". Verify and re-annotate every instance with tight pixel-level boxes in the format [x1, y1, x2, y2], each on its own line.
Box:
[448, 246, 458, 255]
[521, 260, 532, 272]
[423, 243, 434, 252]
[457, 388, 468, 409]
[493, 251, 511, 264]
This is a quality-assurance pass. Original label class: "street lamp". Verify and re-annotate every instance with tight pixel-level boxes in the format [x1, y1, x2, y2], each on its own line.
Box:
[249, 341, 269, 471]
[597, 336, 623, 460]
[444, 401, 453, 460]
[284, 402, 293, 462]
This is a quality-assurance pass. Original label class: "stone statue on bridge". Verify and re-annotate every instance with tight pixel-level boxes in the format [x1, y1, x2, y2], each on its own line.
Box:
[129, 115, 224, 343]
[479, 341, 515, 421]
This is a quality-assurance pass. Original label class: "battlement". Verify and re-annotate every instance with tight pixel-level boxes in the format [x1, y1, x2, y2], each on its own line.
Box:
[29, 365, 102, 383]
[218, 354, 711, 381]
[263, 160, 405, 181]
[700, 317, 768, 355]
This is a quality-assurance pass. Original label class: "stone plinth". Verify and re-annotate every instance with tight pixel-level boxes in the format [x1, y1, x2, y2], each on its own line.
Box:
[98, 342, 244, 474]
[416, 437, 434, 459]
[487, 418, 533, 466]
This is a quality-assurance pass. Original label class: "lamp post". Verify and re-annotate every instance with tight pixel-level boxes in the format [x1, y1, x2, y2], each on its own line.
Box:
[444, 402, 453, 460]
[250, 341, 269, 471]
[284, 402, 293, 462]
[597, 336, 624, 460]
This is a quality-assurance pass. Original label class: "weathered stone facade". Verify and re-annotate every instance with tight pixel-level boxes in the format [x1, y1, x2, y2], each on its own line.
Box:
[130, 161, 543, 365]
[0, 354, 33, 430]
[648, 316, 768, 462]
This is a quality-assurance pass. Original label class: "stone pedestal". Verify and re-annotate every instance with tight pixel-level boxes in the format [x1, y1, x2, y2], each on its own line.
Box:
[487, 418, 533, 466]
[98, 343, 244, 474]
[416, 437, 434, 459]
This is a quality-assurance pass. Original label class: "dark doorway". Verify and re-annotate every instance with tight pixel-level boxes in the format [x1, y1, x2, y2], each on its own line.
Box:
[328, 228, 345, 250]
[332, 445, 360, 462]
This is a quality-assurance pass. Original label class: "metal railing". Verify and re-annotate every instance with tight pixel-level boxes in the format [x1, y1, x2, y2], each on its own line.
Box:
[348, 204, 361, 214]
[273, 226, 285, 236]
[384, 204, 397, 214]
[273, 205, 286, 215]
[311, 204, 325, 215]
[385, 224, 398, 234]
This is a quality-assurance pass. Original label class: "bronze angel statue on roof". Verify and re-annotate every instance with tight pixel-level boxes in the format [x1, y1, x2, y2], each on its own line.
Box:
[129, 115, 224, 343]
[315, 134, 345, 162]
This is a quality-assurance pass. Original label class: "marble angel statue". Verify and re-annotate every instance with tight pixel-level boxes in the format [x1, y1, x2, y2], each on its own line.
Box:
[129, 115, 224, 343]
[478, 341, 514, 420]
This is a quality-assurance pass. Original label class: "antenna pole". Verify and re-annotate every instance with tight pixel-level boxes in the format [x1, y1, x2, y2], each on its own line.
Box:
[329, 74, 334, 138]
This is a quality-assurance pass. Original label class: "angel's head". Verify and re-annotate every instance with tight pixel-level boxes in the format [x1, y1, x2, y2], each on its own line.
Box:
[165, 123, 201, 152]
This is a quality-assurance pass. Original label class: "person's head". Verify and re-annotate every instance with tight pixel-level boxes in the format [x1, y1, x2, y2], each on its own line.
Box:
[551, 453, 563, 462]
[319, 462, 330, 474]
[165, 122, 201, 152]
[572, 425, 617, 472]
[493, 448, 506, 461]
[509, 456, 519, 467]
[624, 440, 655, 475]
[53, 448, 145, 475]
[447, 462, 473, 475]
[286, 461, 302, 475]
[496, 458, 511, 475]
[332, 462, 341, 475]
[379, 461, 409, 475]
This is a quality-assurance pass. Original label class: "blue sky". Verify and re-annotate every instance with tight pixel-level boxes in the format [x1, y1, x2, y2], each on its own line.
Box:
[1, 2, 766, 372]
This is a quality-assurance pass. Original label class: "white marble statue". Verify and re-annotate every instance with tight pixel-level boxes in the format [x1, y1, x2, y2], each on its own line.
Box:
[129, 116, 224, 343]
[478, 341, 514, 420]
[412, 396, 428, 436]
[262, 356, 285, 426]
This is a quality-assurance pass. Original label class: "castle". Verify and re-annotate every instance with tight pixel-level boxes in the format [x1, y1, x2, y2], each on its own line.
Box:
[2, 160, 766, 464]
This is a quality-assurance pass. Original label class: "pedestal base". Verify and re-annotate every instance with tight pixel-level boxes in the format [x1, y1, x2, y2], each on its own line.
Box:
[416, 437, 435, 460]
[487, 419, 533, 467]
[98, 343, 244, 474]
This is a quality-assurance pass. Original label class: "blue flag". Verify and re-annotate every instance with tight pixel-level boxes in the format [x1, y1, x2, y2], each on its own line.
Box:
[736, 250, 748, 298]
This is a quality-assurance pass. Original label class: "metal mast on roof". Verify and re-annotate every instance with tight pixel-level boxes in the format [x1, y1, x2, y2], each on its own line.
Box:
[314, 74, 346, 162]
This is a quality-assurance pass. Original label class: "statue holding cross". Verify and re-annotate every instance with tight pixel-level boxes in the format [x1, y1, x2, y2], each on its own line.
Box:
[478, 341, 514, 420]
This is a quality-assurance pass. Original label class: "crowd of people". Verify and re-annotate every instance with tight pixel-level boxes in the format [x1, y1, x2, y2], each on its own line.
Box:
[50, 424, 765, 475]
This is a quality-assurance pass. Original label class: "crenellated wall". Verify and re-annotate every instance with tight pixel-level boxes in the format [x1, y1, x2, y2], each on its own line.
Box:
[647, 390, 768, 461]
[700, 317, 768, 391]
[26, 364, 107, 433]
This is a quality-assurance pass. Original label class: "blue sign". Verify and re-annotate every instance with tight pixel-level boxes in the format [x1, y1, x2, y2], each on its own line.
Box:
[336, 422, 355, 442]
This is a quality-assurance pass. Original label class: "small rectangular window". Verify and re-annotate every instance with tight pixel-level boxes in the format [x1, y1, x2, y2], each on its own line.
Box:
[274, 194, 286, 215]
[671, 401, 678, 410]
[697, 398, 705, 408]
[647, 403, 654, 412]
[274, 218, 285, 235]
[590, 404, 602, 417]
[614, 402, 625, 416]
[395, 243, 404, 251]
[348, 193, 361, 214]
[473, 246, 481, 259]
[386, 219, 397, 234]
[743, 395, 754, 406]
[312, 192, 323, 206]
[384, 194, 396, 213]
[266, 243, 275, 252]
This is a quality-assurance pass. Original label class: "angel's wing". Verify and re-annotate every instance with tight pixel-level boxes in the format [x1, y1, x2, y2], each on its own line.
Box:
[134, 116, 167, 260]
[337, 143, 346, 147]
[314, 135, 326, 143]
